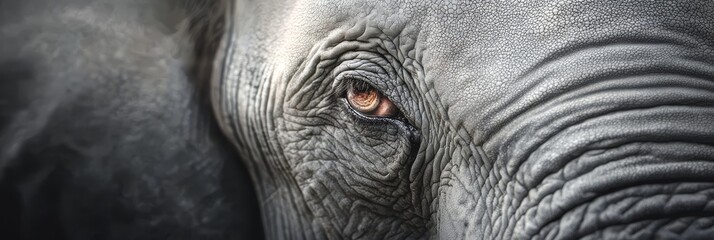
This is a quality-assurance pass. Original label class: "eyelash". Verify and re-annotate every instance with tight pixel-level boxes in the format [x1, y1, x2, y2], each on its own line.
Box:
[347, 78, 373, 93]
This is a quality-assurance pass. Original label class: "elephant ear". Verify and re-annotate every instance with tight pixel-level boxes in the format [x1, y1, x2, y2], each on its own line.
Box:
[0, 3, 70, 235]
[0, 0, 261, 238]
[0, 50, 34, 238]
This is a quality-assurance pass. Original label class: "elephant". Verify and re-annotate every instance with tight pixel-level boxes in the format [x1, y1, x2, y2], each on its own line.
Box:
[2, 0, 714, 239]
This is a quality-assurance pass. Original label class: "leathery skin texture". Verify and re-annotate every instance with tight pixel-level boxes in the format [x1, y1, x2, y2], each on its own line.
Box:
[214, 0, 714, 239]
[1, 0, 713, 239]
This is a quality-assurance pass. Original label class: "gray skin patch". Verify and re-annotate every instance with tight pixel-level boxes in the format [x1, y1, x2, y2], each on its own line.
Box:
[216, 0, 714, 239]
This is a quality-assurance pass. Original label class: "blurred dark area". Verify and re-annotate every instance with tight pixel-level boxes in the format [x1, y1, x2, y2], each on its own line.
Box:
[0, 0, 263, 239]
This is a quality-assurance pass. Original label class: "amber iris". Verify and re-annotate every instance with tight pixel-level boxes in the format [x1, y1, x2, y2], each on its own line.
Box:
[347, 82, 398, 117]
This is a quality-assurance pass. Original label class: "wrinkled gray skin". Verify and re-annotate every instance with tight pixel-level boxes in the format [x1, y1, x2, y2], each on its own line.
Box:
[2, 0, 714, 239]
[214, 0, 714, 239]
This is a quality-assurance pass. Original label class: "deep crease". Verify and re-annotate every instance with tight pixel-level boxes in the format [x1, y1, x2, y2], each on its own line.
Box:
[482, 46, 714, 147]
[497, 104, 714, 238]
[572, 212, 714, 240]
[510, 140, 714, 239]
[508, 104, 714, 219]
[527, 176, 714, 239]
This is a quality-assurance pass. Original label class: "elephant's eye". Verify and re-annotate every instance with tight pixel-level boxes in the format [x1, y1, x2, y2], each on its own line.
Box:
[346, 79, 398, 118]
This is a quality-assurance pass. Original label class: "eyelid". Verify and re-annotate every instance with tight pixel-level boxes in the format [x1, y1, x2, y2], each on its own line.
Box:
[330, 58, 391, 89]
[333, 71, 388, 96]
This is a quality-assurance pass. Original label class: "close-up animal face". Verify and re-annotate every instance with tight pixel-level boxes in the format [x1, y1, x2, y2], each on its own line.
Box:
[2, 0, 714, 239]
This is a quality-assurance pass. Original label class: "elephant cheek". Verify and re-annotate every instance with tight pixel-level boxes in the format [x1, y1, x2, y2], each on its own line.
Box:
[434, 164, 488, 239]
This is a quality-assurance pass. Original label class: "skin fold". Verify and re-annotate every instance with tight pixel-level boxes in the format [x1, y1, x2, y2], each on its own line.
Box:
[1, 0, 714, 239]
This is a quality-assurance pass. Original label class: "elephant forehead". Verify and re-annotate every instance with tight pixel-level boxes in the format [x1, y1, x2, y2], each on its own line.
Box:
[417, 0, 713, 143]
[271, 0, 643, 74]
[270, 0, 712, 142]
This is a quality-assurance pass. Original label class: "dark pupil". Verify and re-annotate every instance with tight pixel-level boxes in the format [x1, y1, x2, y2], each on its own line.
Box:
[351, 80, 372, 93]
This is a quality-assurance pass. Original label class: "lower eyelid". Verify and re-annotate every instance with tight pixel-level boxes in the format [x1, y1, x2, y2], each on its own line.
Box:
[371, 97, 397, 117]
